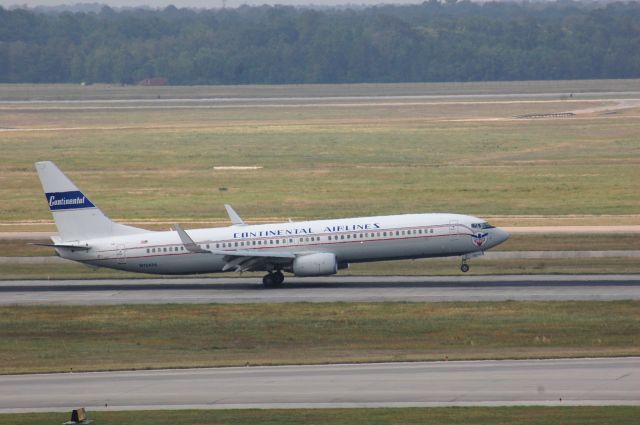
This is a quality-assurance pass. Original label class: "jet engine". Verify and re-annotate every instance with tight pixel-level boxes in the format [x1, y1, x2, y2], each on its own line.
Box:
[292, 252, 338, 277]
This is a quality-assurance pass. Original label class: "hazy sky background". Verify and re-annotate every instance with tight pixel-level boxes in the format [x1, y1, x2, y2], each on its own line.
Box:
[2, 0, 427, 8]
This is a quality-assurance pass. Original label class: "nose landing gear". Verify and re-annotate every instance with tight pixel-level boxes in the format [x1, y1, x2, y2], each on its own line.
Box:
[460, 261, 470, 273]
[262, 270, 285, 287]
[460, 251, 483, 273]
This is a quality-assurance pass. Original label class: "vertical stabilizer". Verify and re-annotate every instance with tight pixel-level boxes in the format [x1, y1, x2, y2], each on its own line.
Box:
[35, 161, 146, 241]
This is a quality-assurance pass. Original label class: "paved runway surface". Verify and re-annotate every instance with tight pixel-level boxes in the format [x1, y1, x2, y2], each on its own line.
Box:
[1, 358, 637, 412]
[1, 275, 639, 305]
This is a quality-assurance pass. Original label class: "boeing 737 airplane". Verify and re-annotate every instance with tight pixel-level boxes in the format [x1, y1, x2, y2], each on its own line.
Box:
[35, 161, 509, 286]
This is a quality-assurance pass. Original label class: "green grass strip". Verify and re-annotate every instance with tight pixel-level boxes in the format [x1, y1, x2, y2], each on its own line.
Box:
[1, 301, 638, 374]
[1, 406, 639, 425]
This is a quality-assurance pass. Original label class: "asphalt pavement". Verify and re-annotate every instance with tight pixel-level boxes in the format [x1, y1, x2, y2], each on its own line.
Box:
[1, 358, 637, 412]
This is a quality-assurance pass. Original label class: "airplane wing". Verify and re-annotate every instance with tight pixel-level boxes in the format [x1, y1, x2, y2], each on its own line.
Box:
[218, 250, 295, 272]
[174, 224, 296, 272]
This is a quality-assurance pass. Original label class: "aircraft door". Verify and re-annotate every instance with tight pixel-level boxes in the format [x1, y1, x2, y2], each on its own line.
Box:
[449, 220, 459, 240]
[116, 244, 126, 264]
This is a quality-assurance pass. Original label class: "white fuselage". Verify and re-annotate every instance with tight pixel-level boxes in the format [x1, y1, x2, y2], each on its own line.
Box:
[58, 213, 509, 275]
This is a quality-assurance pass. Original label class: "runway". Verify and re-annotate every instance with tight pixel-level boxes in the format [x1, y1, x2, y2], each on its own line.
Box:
[1, 274, 639, 305]
[0, 358, 637, 412]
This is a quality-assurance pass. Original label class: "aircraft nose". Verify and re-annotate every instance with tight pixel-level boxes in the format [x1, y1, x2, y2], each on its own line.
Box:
[494, 227, 510, 246]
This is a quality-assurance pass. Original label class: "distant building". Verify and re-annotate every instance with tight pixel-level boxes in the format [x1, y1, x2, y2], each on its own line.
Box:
[139, 78, 168, 86]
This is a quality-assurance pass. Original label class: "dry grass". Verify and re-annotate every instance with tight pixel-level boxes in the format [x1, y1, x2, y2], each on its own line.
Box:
[1, 256, 640, 279]
[1, 82, 639, 225]
[0, 301, 638, 374]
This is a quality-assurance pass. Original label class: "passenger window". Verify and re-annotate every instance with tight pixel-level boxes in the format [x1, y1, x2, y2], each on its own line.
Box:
[146, 248, 150, 253]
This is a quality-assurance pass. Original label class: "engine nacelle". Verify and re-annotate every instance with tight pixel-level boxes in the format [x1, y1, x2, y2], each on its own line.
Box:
[292, 252, 338, 277]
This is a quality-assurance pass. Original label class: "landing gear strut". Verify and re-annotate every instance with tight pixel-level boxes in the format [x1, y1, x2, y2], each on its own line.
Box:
[460, 261, 470, 273]
[262, 270, 284, 287]
[460, 252, 482, 273]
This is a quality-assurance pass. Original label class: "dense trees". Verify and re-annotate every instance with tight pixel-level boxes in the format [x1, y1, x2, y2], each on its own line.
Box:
[1, 1, 639, 84]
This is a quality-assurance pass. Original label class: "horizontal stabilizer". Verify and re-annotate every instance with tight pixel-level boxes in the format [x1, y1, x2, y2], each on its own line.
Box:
[29, 242, 91, 251]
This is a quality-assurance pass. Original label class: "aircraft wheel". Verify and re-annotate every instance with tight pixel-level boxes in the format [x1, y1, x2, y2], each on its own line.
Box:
[262, 272, 283, 288]
[262, 273, 275, 287]
[274, 271, 285, 285]
[460, 263, 470, 273]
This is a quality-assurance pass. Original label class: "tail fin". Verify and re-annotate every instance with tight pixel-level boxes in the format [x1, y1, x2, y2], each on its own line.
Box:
[35, 161, 146, 241]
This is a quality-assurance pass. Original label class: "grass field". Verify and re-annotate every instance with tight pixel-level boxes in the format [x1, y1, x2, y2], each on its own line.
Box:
[2, 79, 639, 100]
[2, 406, 640, 425]
[1, 301, 637, 374]
[1, 80, 639, 226]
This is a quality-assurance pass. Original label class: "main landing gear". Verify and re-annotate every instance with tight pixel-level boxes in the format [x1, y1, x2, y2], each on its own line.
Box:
[262, 271, 284, 288]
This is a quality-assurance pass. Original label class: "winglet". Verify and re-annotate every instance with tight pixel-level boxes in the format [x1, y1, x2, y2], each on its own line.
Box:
[224, 204, 246, 226]
[174, 224, 210, 253]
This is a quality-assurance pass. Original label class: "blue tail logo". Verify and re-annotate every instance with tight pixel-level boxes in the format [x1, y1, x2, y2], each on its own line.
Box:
[46, 191, 95, 210]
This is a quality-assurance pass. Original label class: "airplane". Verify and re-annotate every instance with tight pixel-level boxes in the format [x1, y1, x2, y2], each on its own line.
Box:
[35, 161, 509, 287]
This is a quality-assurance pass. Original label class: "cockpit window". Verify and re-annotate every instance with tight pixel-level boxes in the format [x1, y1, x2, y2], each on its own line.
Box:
[472, 222, 495, 229]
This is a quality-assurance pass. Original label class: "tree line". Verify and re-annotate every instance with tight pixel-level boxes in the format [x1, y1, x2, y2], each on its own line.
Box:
[1, 1, 639, 84]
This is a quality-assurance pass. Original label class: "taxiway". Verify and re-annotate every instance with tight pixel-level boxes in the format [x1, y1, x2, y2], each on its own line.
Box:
[0, 357, 637, 412]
